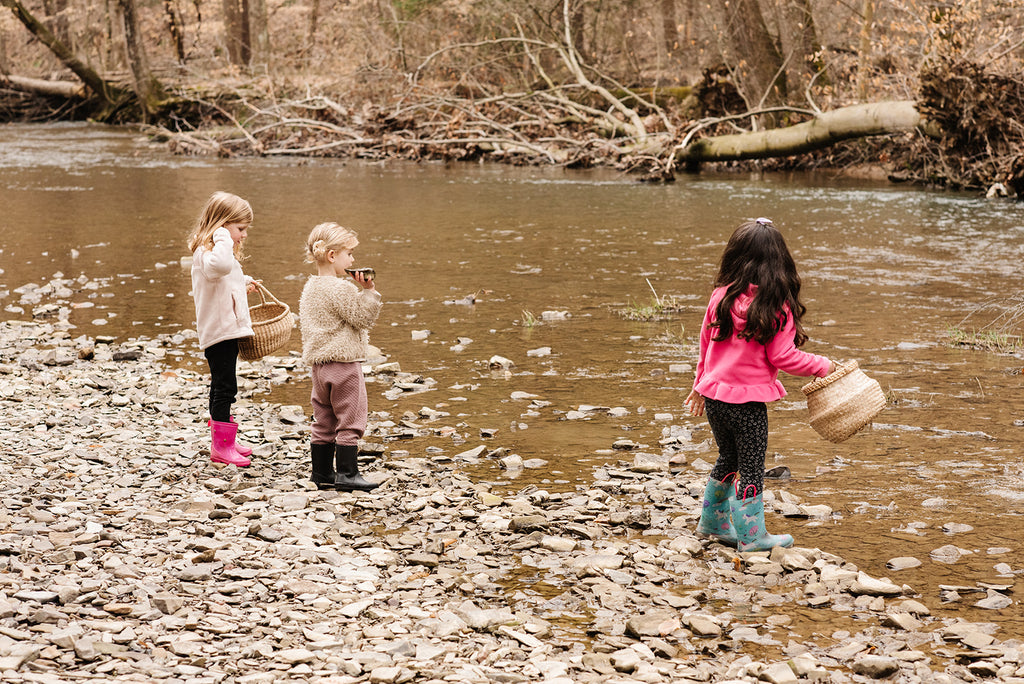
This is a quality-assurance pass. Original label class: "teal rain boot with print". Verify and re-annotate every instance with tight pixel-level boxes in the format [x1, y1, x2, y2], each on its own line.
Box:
[730, 486, 793, 552]
[695, 475, 738, 547]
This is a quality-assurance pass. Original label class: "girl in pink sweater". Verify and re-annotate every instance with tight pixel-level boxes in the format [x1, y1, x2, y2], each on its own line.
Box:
[188, 191, 259, 467]
[685, 218, 835, 552]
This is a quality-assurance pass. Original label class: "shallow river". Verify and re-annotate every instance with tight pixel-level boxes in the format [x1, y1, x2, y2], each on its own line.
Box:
[2, 123, 1023, 638]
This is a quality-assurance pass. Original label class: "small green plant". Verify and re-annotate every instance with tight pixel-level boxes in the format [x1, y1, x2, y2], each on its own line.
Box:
[663, 323, 687, 343]
[623, 297, 667, 321]
[620, 278, 685, 321]
[520, 310, 538, 328]
[946, 325, 1022, 353]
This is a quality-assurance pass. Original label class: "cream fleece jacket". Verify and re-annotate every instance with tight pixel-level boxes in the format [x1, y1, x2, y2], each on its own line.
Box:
[191, 227, 254, 350]
[299, 275, 383, 365]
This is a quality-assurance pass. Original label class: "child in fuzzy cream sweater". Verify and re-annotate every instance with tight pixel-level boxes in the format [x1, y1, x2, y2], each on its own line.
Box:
[299, 222, 383, 492]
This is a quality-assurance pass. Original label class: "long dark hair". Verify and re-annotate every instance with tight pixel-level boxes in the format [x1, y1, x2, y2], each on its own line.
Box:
[711, 218, 808, 347]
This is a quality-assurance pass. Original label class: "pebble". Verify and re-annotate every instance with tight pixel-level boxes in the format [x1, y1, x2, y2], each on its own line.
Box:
[0, 313, 1020, 683]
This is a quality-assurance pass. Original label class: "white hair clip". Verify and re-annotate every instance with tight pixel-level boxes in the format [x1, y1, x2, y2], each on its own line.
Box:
[753, 217, 773, 226]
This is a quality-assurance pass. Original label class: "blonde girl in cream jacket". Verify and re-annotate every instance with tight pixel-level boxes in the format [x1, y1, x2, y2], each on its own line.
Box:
[299, 222, 383, 492]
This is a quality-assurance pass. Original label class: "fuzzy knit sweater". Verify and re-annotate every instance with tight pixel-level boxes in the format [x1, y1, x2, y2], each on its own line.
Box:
[299, 275, 383, 365]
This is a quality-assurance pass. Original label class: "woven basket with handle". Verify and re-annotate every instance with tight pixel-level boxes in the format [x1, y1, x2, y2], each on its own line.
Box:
[238, 281, 293, 361]
[801, 360, 886, 443]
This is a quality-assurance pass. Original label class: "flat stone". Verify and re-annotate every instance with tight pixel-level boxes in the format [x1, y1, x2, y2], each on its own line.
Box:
[886, 556, 921, 571]
[683, 615, 722, 637]
[539, 535, 577, 552]
[277, 648, 315, 664]
[624, 611, 681, 638]
[849, 572, 902, 596]
[761, 661, 799, 684]
[851, 655, 900, 678]
[974, 591, 1012, 610]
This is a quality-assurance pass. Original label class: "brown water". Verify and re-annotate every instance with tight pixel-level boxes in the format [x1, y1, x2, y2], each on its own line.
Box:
[2, 123, 1023, 638]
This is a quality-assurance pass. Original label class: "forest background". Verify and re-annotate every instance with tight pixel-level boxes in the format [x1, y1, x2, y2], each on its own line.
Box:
[1, 0, 1022, 193]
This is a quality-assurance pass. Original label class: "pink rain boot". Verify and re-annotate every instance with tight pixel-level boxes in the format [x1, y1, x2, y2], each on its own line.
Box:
[207, 418, 253, 458]
[209, 420, 251, 467]
[230, 417, 253, 457]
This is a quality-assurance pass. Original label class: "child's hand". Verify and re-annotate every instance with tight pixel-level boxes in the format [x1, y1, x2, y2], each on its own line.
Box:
[246, 279, 260, 294]
[685, 389, 705, 417]
[353, 272, 375, 290]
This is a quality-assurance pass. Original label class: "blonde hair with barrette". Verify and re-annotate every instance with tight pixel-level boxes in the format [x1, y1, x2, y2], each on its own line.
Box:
[305, 222, 359, 264]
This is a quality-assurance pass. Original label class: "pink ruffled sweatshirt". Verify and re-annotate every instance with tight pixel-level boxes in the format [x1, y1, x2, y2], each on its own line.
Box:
[693, 284, 830, 403]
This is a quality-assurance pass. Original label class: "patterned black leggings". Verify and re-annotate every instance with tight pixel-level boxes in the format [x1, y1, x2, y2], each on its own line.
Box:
[705, 398, 768, 497]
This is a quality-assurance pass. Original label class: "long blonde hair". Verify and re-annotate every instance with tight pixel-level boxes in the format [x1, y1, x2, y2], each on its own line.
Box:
[187, 191, 253, 256]
[305, 222, 359, 264]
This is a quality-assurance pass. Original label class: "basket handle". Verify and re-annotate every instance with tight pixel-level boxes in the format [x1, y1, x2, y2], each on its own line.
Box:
[801, 359, 858, 395]
[249, 280, 284, 306]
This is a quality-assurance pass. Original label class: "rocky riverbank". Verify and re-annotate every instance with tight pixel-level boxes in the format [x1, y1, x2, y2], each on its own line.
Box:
[1, 310, 1022, 683]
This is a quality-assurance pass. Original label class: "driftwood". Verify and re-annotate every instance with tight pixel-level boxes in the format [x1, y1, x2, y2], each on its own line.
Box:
[670, 101, 936, 170]
[1, 74, 86, 99]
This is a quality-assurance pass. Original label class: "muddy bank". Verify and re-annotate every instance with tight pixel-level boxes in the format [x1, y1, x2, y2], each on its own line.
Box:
[2, 307, 1022, 682]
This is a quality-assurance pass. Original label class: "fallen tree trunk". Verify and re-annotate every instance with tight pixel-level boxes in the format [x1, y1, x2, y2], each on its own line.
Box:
[672, 100, 935, 168]
[1, 74, 86, 99]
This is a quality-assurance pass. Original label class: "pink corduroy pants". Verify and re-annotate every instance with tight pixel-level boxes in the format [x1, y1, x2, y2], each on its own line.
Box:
[310, 361, 367, 446]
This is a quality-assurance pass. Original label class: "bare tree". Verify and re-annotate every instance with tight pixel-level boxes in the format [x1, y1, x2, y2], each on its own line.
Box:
[660, 0, 680, 63]
[567, 0, 587, 62]
[0, 24, 8, 73]
[117, 0, 164, 116]
[724, 0, 786, 110]
[784, 0, 821, 94]
[307, 0, 320, 61]
[857, 0, 874, 100]
[250, 0, 269, 66]
[41, 0, 70, 49]
[163, 0, 186, 63]
[223, 0, 252, 66]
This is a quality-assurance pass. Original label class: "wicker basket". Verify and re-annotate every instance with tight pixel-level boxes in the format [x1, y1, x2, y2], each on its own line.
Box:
[801, 360, 886, 443]
[238, 281, 293, 361]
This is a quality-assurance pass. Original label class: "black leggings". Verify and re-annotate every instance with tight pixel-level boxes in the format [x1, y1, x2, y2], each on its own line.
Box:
[204, 338, 238, 423]
[705, 397, 768, 498]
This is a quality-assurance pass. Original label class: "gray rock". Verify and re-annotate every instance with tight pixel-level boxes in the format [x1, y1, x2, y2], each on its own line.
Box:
[761, 661, 799, 684]
[851, 655, 900, 678]
[683, 614, 723, 637]
[610, 648, 641, 673]
[974, 591, 1012, 610]
[624, 610, 681, 638]
[886, 556, 921, 571]
[930, 544, 972, 564]
[849, 571, 902, 596]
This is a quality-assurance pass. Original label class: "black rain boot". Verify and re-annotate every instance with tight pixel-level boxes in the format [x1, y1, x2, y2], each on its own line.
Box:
[310, 442, 336, 490]
[334, 444, 379, 492]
